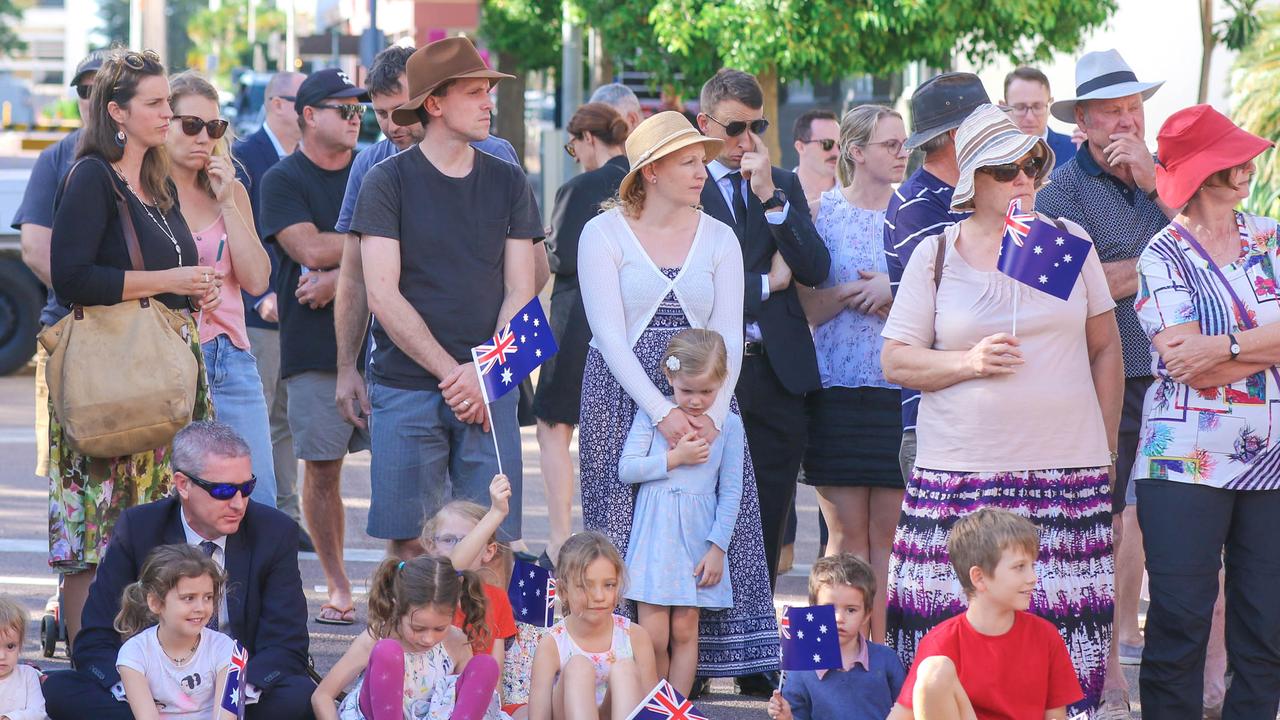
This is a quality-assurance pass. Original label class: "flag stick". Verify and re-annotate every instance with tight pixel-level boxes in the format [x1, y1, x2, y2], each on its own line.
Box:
[471, 350, 505, 478]
[1012, 288, 1019, 337]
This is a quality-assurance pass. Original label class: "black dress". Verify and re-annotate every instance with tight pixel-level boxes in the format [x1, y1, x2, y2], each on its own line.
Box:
[532, 154, 629, 425]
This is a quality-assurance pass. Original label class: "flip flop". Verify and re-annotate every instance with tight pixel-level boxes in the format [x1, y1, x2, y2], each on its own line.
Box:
[315, 603, 356, 626]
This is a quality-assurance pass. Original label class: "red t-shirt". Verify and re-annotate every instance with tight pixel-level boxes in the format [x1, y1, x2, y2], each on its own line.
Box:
[454, 583, 518, 655]
[898, 611, 1083, 719]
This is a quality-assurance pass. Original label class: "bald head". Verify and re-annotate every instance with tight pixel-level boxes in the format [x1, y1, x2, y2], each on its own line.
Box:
[266, 72, 305, 100]
[264, 72, 306, 149]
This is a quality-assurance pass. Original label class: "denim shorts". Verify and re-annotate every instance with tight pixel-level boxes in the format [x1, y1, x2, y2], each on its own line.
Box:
[201, 335, 278, 507]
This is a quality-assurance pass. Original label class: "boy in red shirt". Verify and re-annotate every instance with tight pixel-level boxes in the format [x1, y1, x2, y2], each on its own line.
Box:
[888, 508, 1084, 720]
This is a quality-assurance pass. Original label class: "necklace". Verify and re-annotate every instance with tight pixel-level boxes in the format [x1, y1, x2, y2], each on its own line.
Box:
[112, 163, 183, 264]
[160, 628, 202, 666]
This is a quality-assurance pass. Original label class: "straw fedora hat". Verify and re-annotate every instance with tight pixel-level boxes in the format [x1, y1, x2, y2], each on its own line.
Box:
[618, 111, 724, 200]
[1155, 104, 1273, 208]
[391, 37, 513, 127]
[951, 103, 1055, 211]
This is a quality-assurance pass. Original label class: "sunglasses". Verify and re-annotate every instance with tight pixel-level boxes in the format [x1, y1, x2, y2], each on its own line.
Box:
[75, 83, 93, 100]
[564, 137, 578, 158]
[801, 138, 836, 152]
[704, 113, 770, 138]
[977, 156, 1046, 183]
[178, 469, 258, 500]
[120, 49, 162, 71]
[312, 103, 366, 121]
[175, 115, 230, 139]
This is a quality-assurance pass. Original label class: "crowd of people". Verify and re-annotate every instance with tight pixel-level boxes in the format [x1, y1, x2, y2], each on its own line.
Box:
[3, 33, 1279, 720]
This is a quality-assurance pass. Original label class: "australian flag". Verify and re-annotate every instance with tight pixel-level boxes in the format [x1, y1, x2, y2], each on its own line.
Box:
[779, 604, 842, 671]
[220, 641, 248, 718]
[997, 199, 1093, 301]
[625, 679, 709, 720]
[471, 297, 558, 404]
[508, 559, 556, 627]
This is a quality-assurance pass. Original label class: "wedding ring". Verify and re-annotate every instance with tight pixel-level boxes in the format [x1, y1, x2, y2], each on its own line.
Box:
[203, 272, 211, 282]
[462, 399, 472, 408]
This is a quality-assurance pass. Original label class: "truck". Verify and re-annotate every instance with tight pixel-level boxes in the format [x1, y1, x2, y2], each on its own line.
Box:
[0, 166, 46, 376]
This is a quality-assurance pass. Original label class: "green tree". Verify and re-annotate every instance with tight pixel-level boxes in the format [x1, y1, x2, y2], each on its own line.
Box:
[0, 0, 27, 56]
[478, 0, 560, 161]
[187, 0, 285, 84]
[1232, 5, 1280, 218]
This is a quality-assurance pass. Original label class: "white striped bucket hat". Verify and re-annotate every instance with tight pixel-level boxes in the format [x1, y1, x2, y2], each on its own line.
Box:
[951, 103, 1055, 211]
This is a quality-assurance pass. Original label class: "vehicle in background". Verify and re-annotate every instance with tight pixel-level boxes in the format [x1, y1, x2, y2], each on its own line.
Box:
[0, 166, 46, 375]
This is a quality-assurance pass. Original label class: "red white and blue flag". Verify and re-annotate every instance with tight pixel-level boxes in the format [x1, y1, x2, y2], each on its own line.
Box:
[779, 604, 841, 672]
[507, 559, 556, 627]
[997, 199, 1094, 301]
[1003, 199, 1037, 247]
[220, 641, 248, 718]
[470, 297, 558, 404]
[625, 679, 709, 720]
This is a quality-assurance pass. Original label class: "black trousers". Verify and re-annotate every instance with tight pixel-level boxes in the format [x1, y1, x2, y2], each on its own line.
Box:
[736, 354, 807, 589]
[43, 666, 318, 720]
[1136, 478, 1280, 720]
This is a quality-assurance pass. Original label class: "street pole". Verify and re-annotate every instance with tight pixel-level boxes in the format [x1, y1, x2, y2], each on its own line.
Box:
[560, 0, 582, 181]
[360, 0, 382, 70]
[129, 0, 142, 50]
[284, 0, 296, 71]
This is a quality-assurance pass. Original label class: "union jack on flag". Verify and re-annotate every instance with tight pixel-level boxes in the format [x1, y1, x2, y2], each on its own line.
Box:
[1003, 199, 1037, 247]
[546, 577, 557, 620]
[626, 679, 709, 720]
[779, 613, 791, 639]
[220, 641, 248, 717]
[470, 297, 558, 404]
[508, 559, 556, 627]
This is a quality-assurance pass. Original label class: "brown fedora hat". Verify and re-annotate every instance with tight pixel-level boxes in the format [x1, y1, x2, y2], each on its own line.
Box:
[391, 37, 513, 127]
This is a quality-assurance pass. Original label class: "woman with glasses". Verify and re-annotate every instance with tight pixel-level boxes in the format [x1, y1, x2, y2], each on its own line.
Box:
[879, 104, 1123, 716]
[48, 49, 217, 648]
[167, 71, 277, 508]
[795, 104, 907, 643]
[532, 102, 630, 567]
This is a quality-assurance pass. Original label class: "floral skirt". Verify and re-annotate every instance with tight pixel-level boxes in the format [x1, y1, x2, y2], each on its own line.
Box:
[886, 466, 1114, 716]
[48, 313, 213, 572]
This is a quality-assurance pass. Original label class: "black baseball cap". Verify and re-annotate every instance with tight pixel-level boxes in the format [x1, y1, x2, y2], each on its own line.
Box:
[70, 49, 110, 87]
[904, 72, 990, 150]
[294, 68, 370, 115]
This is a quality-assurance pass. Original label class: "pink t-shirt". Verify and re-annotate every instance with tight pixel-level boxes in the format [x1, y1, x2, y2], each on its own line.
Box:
[881, 218, 1115, 472]
[192, 214, 249, 350]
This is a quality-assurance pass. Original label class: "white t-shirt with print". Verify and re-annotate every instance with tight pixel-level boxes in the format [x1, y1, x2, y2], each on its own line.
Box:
[117, 626, 235, 719]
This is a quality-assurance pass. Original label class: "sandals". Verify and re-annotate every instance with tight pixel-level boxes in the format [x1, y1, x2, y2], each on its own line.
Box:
[315, 602, 356, 626]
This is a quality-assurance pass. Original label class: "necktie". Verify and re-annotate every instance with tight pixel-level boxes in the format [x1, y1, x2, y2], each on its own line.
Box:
[199, 541, 220, 631]
[726, 171, 749, 237]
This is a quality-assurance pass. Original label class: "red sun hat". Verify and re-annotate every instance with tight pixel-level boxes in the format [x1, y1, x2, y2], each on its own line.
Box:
[1156, 104, 1273, 208]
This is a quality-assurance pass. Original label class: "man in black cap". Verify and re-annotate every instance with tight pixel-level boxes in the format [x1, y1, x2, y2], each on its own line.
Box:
[881, 72, 989, 485]
[259, 67, 370, 626]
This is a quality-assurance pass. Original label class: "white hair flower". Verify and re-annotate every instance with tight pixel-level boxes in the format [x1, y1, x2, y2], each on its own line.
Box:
[665, 356, 682, 372]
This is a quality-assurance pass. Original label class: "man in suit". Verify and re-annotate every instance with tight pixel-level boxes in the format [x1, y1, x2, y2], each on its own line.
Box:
[1002, 66, 1078, 164]
[42, 421, 314, 720]
[233, 71, 310, 545]
[695, 68, 831, 596]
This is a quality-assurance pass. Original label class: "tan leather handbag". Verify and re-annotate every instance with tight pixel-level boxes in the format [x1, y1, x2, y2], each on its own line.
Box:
[38, 160, 198, 458]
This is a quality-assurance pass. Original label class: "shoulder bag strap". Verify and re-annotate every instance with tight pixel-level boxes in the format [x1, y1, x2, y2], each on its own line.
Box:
[932, 230, 947, 289]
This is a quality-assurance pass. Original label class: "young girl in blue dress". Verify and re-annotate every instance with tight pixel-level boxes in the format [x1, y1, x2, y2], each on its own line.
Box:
[617, 328, 744, 696]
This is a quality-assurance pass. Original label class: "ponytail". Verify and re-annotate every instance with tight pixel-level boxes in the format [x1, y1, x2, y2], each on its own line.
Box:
[113, 544, 224, 640]
[114, 581, 156, 639]
[366, 555, 488, 645]
[456, 569, 491, 650]
[366, 557, 402, 640]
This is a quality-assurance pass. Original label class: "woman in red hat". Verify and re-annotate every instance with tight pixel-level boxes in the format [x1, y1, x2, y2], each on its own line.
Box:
[1131, 104, 1280, 718]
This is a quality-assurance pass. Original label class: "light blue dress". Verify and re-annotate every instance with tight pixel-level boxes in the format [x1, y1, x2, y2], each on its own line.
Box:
[620, 406, 745, 609]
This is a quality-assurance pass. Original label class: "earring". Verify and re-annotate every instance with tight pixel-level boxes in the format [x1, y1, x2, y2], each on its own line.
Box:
[114, 130, 127, 148]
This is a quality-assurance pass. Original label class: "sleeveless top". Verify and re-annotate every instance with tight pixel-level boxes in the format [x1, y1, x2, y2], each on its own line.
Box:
[192, 214, 249, 349]
[549, 614, 635, 705]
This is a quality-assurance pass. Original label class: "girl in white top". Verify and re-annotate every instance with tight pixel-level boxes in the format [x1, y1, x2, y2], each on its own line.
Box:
[0, 595, 45, 720]
[114, 544, 237, 720]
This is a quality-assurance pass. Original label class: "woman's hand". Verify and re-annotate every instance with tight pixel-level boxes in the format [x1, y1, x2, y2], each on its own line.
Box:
[657, 409, 697, 446]
[846, 270, 892, 316]
[694, 545, 726, 587]
[963, 333, 1024, 378]
[1162, 333, 1231, 384]
[164, 265, 220, 297]
[193, 281, 222, 313]
[207, 155, 236, 208]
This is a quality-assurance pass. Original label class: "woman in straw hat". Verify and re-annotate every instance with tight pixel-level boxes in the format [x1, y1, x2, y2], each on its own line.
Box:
[879, 103, 1123, 715]
[1128, 105, 1280, 718]
[577, 111, 779, 679]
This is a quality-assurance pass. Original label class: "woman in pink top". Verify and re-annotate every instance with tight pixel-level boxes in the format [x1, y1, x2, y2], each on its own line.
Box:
[167, 71, 277, 506]
[879, 104, 1123, 717]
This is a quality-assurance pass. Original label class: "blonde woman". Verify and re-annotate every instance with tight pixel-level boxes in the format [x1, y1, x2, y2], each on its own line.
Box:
[797, 104, 909, 642]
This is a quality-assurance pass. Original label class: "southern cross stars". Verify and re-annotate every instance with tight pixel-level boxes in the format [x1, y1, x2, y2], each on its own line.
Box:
[1063, 254, 1073, 263]
[1033, 246, 1043, 255]
[501, 368, 513, 385]
[1038, 275, 1048, 284]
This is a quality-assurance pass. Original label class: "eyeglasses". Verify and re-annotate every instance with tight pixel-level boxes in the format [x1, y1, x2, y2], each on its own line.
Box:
[119, 49, 161, 71]
[177, 469, 257, 501]
[174, 115, 230, 139]
[860, 139, 906, 155]
[1005, 102, 1048, 117]
[432, 535, 464, 549]
[977, 156, 1046, 183]
[703, 113, 770, 138]
[800, 138, 836, 151]
[312, 103, 366, 121]
[564, 137, 578, 158]
[75, 84, 93, 100]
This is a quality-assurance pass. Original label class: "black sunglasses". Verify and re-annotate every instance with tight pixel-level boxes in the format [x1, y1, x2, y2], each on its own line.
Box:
[174, 115, 230, 139]
[75, 83, 93, 100]
[704, 113, 770, 138]
[178, 469, 257, 500]
[801, 138, 836, 151]
[312, 103, 366, 121]
[977, 156, 1046, 183]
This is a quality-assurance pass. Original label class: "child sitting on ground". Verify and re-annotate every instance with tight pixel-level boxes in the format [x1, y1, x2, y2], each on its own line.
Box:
[767, 554, 905, 720]
[887, 508, 1083, 720]
[0, 594, 44, 720]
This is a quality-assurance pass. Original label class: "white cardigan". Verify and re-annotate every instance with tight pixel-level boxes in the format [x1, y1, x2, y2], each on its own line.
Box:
[579, 208, 744, 428]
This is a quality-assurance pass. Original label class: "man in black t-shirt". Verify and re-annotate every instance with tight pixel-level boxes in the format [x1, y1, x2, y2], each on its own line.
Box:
[259, 68, 369, 626]
[350, 37, 542, 550]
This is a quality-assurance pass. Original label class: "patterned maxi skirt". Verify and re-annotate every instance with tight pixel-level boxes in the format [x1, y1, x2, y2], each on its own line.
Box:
[885, 466, 1114, 716]
[48, 313, 214, 571]
[578, 282, 780, 676]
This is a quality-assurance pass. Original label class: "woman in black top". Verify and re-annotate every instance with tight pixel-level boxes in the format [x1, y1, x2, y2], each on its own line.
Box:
[532, 102, 629, 564]
[47, 49, 217, 647]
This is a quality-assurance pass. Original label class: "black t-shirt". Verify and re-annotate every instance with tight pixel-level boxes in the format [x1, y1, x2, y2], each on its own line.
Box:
[259, 150, 353, 379]
[350, 147, 544, 390]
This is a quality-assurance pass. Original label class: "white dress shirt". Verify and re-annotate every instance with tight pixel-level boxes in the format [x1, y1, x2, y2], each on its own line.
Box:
[180, 508, 230, 629]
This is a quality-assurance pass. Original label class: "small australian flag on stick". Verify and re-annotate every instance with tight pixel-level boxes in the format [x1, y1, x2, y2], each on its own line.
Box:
[471, 297, 558, 404]
[508, 559, 557, 627]
[625, 678, 709, 720]
[220, 641, 248, 718]
[779, 604, 842, 672]
[997, 199, 1093, 301]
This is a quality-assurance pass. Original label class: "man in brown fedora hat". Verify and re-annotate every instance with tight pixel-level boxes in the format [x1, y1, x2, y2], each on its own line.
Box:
[349, 36, 543, 550]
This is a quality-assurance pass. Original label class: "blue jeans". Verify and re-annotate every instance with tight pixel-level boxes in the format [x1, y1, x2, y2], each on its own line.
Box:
[201, 335, 278, 508]
[367, 382, 522, 541]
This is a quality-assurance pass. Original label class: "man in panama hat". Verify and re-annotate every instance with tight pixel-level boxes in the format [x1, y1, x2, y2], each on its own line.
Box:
[349, 36, 543, 554]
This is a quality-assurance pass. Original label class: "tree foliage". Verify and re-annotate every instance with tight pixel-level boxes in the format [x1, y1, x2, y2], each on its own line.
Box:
[187, 0, 285, 84]
[478, 0, 561, 73]
[0, 0, 26, 56]
[1232, 5, 1280, 218]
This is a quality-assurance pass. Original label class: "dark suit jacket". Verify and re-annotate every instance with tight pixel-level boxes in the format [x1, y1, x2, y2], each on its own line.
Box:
[700, 166, 830, 394]
[1046, 128, 1078, 166]
[73, 496, 309, 692]
[233, 127, 285, 330]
